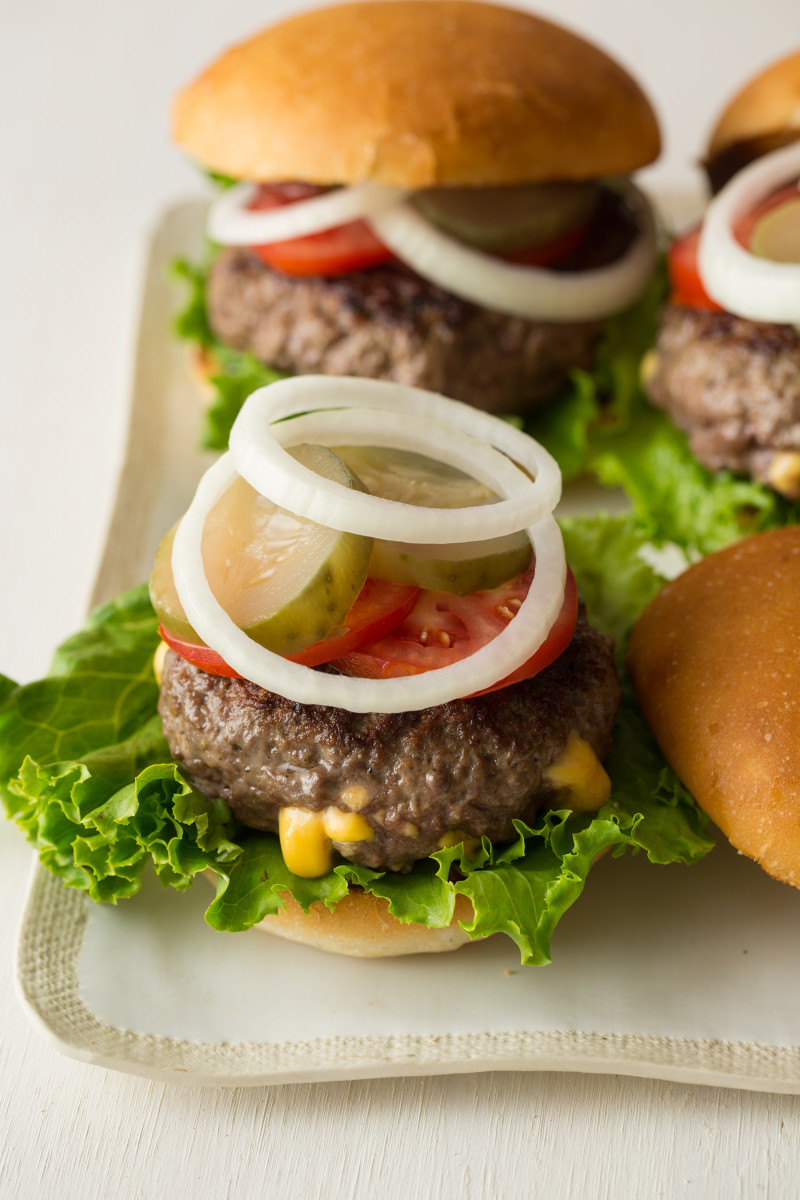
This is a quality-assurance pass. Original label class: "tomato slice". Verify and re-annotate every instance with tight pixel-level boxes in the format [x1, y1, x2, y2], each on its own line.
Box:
[158, 579, 419, 678]
[502, 219, 589, 267]
[248, 182, 394, 276]
[159, 625, 242, 678]
[247, 182, 591, 278]
[667, 226, 723, 311]
[288, 579, 419, 666]
[332, 567, 579, 697]
[669, 182, 800, 311]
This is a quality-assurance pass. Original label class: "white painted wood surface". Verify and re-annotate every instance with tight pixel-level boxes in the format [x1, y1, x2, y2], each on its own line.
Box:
[2, 1, 799, 1194]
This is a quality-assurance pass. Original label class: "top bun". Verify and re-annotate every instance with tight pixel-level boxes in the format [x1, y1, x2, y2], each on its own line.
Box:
[627, 527, 800, 889]
[173, 1, 660, 188]
[705, 49, 800, 191]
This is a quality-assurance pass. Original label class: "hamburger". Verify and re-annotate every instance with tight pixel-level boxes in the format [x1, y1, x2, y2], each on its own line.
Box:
[627, 526, 800, 889]
[172, 0, 661, 449]
[643, 49, 800, 501]
[0, 379, 712, 962]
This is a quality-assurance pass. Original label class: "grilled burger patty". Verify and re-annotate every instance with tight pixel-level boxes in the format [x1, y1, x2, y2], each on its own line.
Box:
[645, 305, 800, 487]
[208, 253, 603, 413]
[205, 188, 638, 415]
[158, 608, 620, 871]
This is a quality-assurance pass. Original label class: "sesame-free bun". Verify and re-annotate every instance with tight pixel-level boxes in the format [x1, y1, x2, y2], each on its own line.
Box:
[705, 49, 800, 191]
[627, 527, 800, 889]
[254, 890, 476, 957]
[173, 1, 660, 188]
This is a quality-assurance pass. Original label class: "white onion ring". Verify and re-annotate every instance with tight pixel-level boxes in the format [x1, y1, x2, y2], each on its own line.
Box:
[229, 377, 561, 542]
[207, 181, 407, 246]
[368, 181, 657, 322]
[171, 454, 566, 713]
[698, 143, 800, 323]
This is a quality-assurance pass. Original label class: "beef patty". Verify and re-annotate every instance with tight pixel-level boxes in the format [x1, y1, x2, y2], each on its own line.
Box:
[158, 608, 620, 871]
[645, 305, 800, 497]
[205, 188, 639, 416]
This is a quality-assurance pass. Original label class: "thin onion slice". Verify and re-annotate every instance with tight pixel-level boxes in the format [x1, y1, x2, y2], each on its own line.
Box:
[229, 377, 561, 543]
[207, 181, 407, 246]
[171, 454, 566, 713]
[368, 181, 657, 322]
[698, 143, 800, 323]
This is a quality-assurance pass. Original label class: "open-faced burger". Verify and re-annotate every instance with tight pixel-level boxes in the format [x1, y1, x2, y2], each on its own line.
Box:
[0, 381, 714, 962]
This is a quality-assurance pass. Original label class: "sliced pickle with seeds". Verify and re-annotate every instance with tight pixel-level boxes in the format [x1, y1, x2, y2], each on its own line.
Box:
[369, 532, 531, 595]
[335, 444, 532, 594]
[411, 182, 599, 253]
[150, 444, 372, 655]
[334, 444, 498, 508]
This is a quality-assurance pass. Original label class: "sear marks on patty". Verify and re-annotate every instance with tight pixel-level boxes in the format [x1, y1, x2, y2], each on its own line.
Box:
[207, 253, 602, 414]
[646, 305, 800, 494]
[158, 609, 620, 871]
[205, 189, 639, 416]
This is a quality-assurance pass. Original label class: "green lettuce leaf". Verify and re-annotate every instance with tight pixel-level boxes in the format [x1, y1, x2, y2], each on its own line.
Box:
[591, 410, 800, 555]
[0, 586, 242, 902]
[524, 262, 665, 477]
[525, 261, 800, 554]
[172, 256, 288, 451]
[0, 518, 714, 963]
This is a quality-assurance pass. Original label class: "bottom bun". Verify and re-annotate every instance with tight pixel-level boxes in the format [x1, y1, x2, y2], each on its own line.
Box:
[254, 891, 476, 957]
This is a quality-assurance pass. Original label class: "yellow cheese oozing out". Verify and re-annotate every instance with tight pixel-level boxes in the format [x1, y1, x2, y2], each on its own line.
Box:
[544, 730, 611, 812]
[279, 805, 374, 878]
[153, 640, 168, 686]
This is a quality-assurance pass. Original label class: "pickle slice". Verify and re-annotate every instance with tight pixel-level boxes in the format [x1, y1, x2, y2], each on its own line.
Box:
[335, 445, 531, 594]
[150, 444, 372, 655]
[411, 182, 598, 253]
[334, 444, 498, 508]
[369, 533, 531, 595]
[750, 197, 800, 264]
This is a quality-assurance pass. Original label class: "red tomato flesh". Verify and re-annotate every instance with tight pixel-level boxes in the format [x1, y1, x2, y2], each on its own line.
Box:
[247, 182, 593, 278]
[248, 183, 394, 276]
[159, 625, 242, 678]
[158, 579, 419, 678]
[332, 567, 578, 698]
[668, 226, 723, 311]
[502, 219, 589, 267]
[289, 579, 419, 666]
[668, 182, 800, 310]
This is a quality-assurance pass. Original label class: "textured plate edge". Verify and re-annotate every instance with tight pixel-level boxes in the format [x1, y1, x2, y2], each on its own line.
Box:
[15, 193, 800, 1093]
[15, 861, 800, 1093]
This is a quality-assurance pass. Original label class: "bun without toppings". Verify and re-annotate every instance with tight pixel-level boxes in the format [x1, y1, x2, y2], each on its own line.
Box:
[253, 890, 476, 957]
[173, 0, 660, 188]
[705, 49, 800, 190]
[627, 527, 800, 888]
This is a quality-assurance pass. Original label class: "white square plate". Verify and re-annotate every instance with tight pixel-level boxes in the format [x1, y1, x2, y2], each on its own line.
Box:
[15, 200, 800, 1091]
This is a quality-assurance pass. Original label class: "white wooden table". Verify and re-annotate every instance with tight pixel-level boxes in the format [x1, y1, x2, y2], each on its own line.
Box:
[2, 2, 799, 1194]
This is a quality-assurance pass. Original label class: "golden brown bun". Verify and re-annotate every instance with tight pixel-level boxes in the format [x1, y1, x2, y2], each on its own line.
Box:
[709, 49, 800, 160]
[705, 50, 800, 190]
[254, 890, 476, 957]
[627, 527, 800, 888]
[173, 1, 660, 188]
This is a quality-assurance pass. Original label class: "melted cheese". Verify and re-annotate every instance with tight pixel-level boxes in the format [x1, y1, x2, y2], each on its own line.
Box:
[340, 784, 369, 811]
[153, 640, 168, 686]
[437, 830, 481, 854]
[544, 730, 611, 812]
[279, 805, 374, 878]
